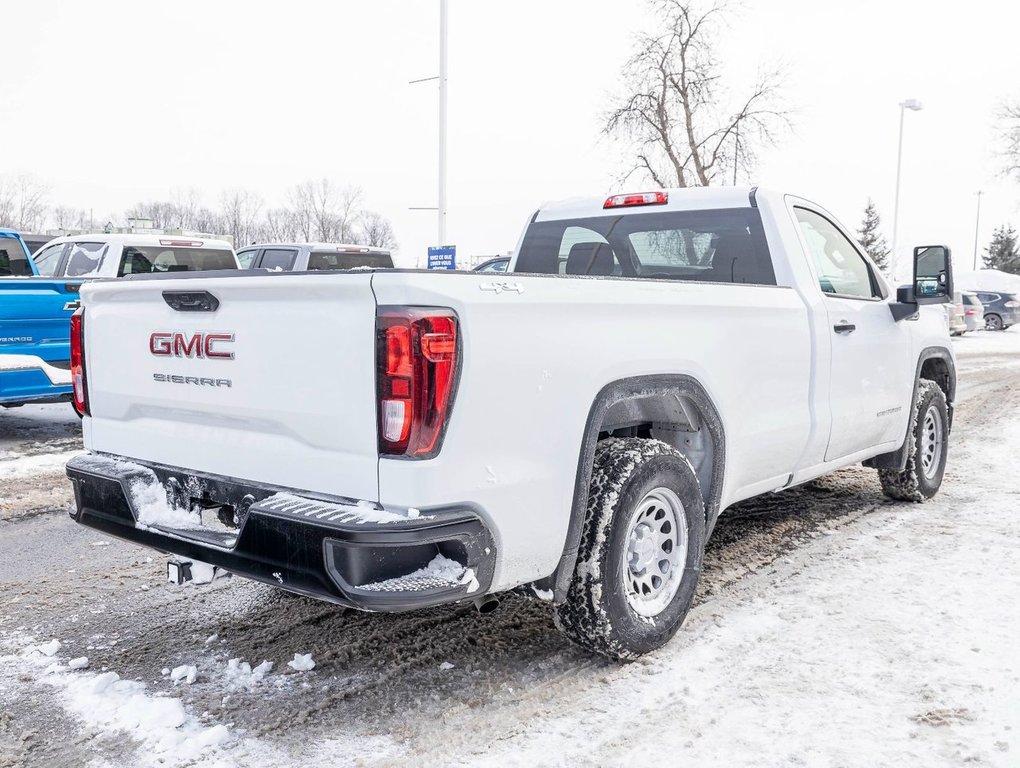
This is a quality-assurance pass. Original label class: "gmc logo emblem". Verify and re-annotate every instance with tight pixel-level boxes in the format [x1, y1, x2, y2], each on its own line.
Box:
[150, 332, 235, 359]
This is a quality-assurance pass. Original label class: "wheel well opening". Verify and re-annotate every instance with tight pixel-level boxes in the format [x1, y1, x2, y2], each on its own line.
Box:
[920, 357, 951, 403]
[598, 393, 716, 512]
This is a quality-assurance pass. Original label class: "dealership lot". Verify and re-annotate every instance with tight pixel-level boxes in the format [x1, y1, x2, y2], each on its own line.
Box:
[0, 331, 1017, 768]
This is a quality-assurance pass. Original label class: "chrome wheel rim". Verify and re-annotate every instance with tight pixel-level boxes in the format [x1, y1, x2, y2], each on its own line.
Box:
[622, 487, 688, 617]
[920, 404, 944, 480]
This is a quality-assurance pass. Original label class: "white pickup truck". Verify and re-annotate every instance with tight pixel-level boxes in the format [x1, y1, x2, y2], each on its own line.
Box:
[65, 186, 956, 659]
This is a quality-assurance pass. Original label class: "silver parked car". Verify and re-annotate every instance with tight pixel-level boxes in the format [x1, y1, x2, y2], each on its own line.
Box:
[960, 292, 984, 332]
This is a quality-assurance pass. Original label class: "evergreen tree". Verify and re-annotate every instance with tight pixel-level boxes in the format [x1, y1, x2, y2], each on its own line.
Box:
[984, 224, 1020, 274]
[857, 198, 890, 271]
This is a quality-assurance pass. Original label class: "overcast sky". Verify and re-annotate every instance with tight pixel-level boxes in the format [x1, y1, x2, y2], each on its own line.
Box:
[3, 0, 1019, 271]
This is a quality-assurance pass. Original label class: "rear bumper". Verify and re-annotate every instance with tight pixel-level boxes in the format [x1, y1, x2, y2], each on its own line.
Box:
[0, 362, 73, 405]
[66, 454, 496, 612]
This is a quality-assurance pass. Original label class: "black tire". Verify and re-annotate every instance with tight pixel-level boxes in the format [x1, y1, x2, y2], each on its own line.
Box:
[554, 437, 706, 660]
[878, 379, 949, 502]
[985, 313, 1003, 331]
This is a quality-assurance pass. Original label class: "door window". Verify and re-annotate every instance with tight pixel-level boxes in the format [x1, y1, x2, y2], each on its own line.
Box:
[259, 248, 297, 271]
[236, 248, 259, 269]
[794, 208, 880, 299]
[33, 243, 67, 276]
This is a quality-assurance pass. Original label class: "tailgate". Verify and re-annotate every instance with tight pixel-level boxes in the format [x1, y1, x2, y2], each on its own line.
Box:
[80, 273, 380, 501]
[0, 278, 81, 363]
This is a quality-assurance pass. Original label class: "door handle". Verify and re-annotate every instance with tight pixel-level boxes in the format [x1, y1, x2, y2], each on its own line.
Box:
[833, 322, 856, 334]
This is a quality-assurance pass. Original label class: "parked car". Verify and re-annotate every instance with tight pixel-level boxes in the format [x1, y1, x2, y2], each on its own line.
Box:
[961, 292, 984, 333]
[0, 229, 80, 407]
[973, 291, 1020, 331]
[944, 290, 967, 336]
[236, 243, 393, 272]
[472, 256, 510, 273]
[66, 186, 955, 660]
[33, 234, 238, 278]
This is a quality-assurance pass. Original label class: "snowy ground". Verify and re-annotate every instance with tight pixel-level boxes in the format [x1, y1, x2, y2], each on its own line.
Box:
[1, 330, 1018, 767]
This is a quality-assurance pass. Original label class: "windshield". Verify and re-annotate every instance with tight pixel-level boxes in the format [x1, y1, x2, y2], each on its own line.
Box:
[0, 235, 33, 276]
[515, 207, 775, 285]
[118, 246, 237, 276]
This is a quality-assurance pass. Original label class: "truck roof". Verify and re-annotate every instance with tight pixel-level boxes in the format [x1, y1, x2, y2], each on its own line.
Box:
[39, 233, 234, 250]
[244, 242, 391, 255]
[536, 185, 761, 221]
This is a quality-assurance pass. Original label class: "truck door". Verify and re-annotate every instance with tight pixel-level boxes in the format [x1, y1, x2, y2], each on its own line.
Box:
[793, 207, 912, 462]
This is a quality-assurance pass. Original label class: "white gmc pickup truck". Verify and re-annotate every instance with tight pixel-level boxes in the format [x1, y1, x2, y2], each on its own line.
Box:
[66, 186, 956, 659]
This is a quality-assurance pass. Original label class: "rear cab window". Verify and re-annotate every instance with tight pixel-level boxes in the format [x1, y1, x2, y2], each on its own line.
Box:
[0, 234, 34, 276]
[307, 250, 393, 271]
[65, 242, 110, 277]
[515, 207, 776, 285]
[118, 243, 237, 276]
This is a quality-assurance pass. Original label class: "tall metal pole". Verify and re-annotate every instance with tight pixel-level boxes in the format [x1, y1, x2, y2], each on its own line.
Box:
[972, 190, 983, 270]
[438, 0, 448, 248]
[891, 105, 906, 260]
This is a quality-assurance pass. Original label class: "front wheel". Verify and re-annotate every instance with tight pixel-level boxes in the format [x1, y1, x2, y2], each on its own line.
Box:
[554, 438, 706, 660]
[985, 313, 1004, 331]
[878, 379, 949, 502]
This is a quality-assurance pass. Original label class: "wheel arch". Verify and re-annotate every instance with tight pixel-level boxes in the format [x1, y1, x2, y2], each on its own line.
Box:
[863, 346, 956, 471]
[549, 374, 727, 601]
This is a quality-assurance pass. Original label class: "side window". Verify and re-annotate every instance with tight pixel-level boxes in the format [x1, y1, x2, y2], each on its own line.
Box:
[259, 248, 297, 271]
[33, 244, 67, 276]
[236, 249, 258, 269]
[65, 242, 109, 277]
[794, 208, 879, 299]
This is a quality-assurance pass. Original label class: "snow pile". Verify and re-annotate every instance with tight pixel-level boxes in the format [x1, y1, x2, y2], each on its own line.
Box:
[358, 554, 480, 594]
[26, 638, 62, 657]
[7, 644, 233, 765]
[225, 658, 274, 687]
[954, 268, 1020, 293]
[0, 450, 83, 480]
[130, 477, 203, 530]
[287, 654, 315, 672]
[170, 664, 197, 685]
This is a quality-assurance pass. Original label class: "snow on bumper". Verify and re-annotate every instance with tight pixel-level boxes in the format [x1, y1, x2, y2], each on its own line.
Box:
[0, 354, 72, 404]
[65, 454, 495, 612]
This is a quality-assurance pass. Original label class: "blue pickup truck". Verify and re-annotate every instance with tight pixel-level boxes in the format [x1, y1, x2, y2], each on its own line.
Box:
[0, 229, 81, 407]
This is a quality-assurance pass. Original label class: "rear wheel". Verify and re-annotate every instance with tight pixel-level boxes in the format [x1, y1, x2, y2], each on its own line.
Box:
[878, 379, 948, 502]
[985, 313, 1004, 331]
[554, 438, 706, 660]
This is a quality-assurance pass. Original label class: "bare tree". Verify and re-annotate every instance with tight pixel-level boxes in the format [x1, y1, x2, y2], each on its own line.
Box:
[0, 175, 49, 231]
[219, 189, 263, 246]
[1002, 101, 1020, 181]
[257, 207, 300, 242]
[359, 210, 398, 249]
[287, 179, 364, 242]
[605, 0, 788, 187]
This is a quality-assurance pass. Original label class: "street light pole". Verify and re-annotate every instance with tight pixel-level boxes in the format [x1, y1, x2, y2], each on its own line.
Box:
[438, 0, 448, 248]
[972, 190, 983, 270]
[891, 99, 923, 262]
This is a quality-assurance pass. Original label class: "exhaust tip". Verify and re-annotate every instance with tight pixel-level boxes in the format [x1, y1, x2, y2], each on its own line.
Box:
[473, 596, 500, 614]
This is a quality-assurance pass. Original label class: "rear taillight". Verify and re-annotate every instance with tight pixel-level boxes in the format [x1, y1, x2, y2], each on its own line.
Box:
[1005, 300, 1019, 308]
[377, 308, 459, 458]
[965, 309, 976, 316]
[69, 309, 89, 416]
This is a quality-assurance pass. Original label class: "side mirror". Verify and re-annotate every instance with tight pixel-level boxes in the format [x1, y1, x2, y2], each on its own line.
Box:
[889, 244, 953, 321]
[912, 245, 953, 305]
